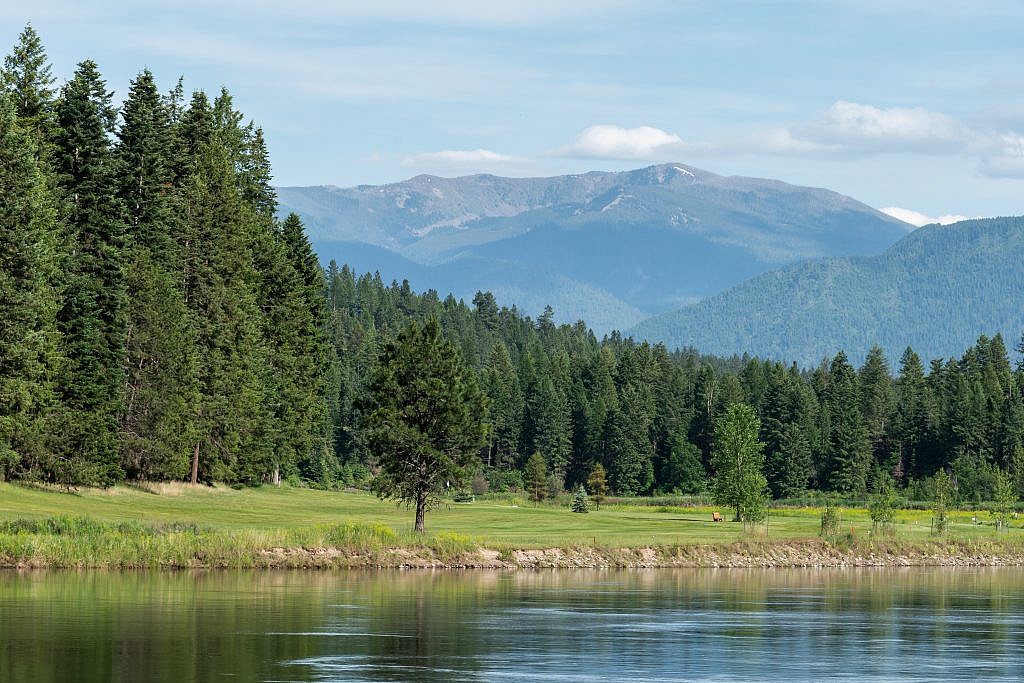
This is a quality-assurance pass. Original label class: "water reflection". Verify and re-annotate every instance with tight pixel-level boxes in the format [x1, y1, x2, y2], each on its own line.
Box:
[2, 568, 1023, 681]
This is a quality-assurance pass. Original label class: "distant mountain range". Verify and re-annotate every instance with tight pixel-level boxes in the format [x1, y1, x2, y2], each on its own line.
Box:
[277, 163, 909, 333]
[630, 216, 1024, 365]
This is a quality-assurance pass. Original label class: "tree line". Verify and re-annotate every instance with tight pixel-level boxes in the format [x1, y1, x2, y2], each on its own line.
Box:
[325, 267, 1024, 504]
[0, 25, 330, 486]
[4, 26, 1023, 508]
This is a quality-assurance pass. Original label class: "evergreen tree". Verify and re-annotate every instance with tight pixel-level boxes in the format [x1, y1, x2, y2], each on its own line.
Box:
[482, 341, 523, 470]
[659, 430, 706, 494]
[525, 451, 548, 503]
[524, 373, 571, 484]
[51, 60, 127, 485]
[571, 484, 589, 513]
[1, 24, 56, 152]
[176, 112, 270, 484]
[116, 69, 198, 480]
[605, 384, 655, 496]
[765, 423, 812, 498]
[362, 317, 487, 531]
[858, 345, 896, 469]
[0, 93, 60, 480]
[894, 347, 933, 479]
[587, 463, 609, 509]
[826, 352, 872, 493]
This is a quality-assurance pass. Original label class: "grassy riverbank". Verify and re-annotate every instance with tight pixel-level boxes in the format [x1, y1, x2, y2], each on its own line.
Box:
[2, 482, 1023, 568]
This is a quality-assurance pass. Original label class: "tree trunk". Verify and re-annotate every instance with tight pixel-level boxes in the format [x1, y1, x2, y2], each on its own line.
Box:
[272, 464, 281, 487]
[414, 492, 427, 533]
[190, 442, 200, 485]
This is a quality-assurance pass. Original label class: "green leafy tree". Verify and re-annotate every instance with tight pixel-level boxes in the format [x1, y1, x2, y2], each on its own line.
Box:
[587, 463, 609, 509]
[711, 403, 769, 523]
[992, 469, 1016, 531]
[931, 468, 952, 535]
[868, 472, 898, 536]
[820, 497, 841, 537]
[524, 451, 548, 503]
[362, 317, 487, 532]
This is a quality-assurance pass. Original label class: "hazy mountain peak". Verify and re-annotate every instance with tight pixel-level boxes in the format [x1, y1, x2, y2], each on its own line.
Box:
[277, 163, 908, 333]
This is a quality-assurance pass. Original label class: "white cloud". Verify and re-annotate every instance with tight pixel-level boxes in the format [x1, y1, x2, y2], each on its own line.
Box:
[402, 149, 514, 166]
[800, 101, 967, 153]
[879, 207, 971, 227]
[978, 133, 1024, 178]
[556, 124, 691, 160]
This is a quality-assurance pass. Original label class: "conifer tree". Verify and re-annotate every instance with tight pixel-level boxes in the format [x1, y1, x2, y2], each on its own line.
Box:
[176, 98, 271, 483]
[587, 463, 609, 509]
[0, 93, 60, 480]
[51, 60, 127, 485]
[525, 374, 571, 484]
[826, 352, 872, 493]
[1, 24, 56, 152]
[116, 69, 198, 480]
[482, 341, 523, 469]
[571, 484, 589, 513]
[525, 451, 548, 502]
[659, 430, 706, 494]
[275, 213, 334, 483]
[362, 317, 487, 531]
[859, 345, 896, 469]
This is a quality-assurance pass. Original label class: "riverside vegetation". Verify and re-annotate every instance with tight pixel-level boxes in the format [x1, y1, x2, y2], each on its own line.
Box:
[5, 26, 1024, 559]
[2, 483, 1024, 569]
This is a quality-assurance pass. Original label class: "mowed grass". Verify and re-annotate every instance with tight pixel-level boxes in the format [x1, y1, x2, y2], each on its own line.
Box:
[1, 482, 1021, 548]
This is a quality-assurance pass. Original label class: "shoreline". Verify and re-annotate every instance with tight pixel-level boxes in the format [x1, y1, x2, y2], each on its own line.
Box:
[6, 538, 1024, 570]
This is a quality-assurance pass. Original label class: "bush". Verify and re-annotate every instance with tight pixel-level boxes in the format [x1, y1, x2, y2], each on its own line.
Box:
[571, 485, 589, 513]
[820, 503, 841, 537]
[470, 471, 489, 496]
[486, 468, 524, 493]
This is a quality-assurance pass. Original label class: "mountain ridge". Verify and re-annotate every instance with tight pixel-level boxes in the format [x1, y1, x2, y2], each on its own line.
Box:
[277, 163, 910, 332]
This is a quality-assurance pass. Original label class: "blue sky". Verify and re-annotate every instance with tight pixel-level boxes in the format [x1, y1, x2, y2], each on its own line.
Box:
[4, 1, 1024, 221]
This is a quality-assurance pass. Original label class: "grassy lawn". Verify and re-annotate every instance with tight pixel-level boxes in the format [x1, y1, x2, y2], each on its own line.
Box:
[1, 482, 1019, 548]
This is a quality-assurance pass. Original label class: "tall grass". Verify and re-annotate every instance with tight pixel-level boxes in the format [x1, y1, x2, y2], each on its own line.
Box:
[0, 516, 480, 569]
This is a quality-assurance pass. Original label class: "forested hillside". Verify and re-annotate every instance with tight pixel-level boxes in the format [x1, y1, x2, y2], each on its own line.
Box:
[631, 216, 1024, 364]
[0, 26, 331, 486]
[324, 267, 1024, 502]
[4, 26, 1023, 505]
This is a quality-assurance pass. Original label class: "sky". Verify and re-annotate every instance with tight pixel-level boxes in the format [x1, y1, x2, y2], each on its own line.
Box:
[4, 1, 1024, 220]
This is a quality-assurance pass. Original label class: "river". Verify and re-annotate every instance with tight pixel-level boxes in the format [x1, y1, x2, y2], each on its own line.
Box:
[2, 568, 1022, 681]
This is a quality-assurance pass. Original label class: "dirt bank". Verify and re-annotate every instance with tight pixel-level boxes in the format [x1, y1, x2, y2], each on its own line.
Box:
[253, 538, 1024, 570]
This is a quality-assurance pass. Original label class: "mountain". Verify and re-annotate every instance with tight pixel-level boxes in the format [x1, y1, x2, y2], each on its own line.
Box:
[630, 216, 1024, 365]
[277, 163, 909, 332]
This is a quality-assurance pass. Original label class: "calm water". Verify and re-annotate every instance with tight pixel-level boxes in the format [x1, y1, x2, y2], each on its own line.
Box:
[2, 568, 1024, 681]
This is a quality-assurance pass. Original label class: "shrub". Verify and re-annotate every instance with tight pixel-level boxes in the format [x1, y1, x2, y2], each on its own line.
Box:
[571, 485, 589, 513]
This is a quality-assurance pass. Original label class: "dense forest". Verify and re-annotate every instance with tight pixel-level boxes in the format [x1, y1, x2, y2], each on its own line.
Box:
[3, 26, 1024, 504]
[325, 268, 1024, 503]
[0, 26, 330, 487]
[632, 215, 1024, 365]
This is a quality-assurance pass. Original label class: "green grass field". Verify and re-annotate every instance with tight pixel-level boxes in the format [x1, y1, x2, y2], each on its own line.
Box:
[0, 482, 1019, 548]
